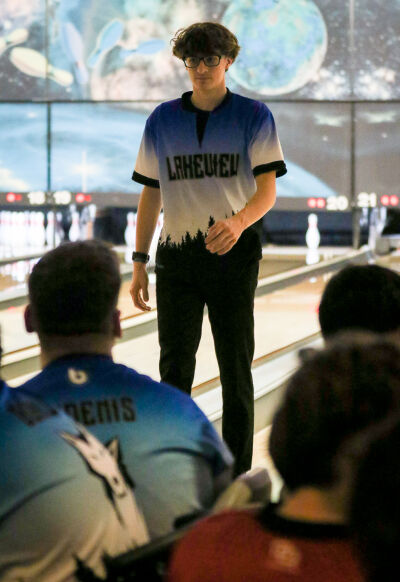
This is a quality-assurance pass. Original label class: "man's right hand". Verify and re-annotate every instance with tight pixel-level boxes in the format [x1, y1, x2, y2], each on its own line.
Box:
[130, 264, 151, 311]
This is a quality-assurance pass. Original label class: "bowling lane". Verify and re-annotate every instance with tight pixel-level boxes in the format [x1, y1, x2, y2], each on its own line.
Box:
[0, 250, 305, 355]
[5, 261, 326, 388]
[117, 251, 304, 319]
[113, 270, 326, 387]
[4, 244, 369, 386]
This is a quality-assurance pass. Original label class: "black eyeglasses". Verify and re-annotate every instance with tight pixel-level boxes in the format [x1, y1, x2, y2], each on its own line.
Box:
[183, 55, 222, 68]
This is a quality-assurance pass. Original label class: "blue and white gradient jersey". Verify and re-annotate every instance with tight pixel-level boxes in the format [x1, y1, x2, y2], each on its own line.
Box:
[0, 380, 141, 582]
[133, 90, 286, 246]
[18, 356, 233, 539]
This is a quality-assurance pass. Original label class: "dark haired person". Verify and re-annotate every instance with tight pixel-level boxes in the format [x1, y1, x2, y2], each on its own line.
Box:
[19, 240, 233, 540]
[319, 263, 400, 339]
[130, 21, 287, 475]
[349, 416, 400, 582]
[167, 334, 400, 581]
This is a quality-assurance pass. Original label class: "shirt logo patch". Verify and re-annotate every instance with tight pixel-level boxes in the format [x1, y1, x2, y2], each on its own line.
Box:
[68, 368, 89, 385]
[166, 153, 239, 180]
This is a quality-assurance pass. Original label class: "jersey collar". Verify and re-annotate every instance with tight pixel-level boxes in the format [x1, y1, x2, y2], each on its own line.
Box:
[46, 353, 113, 368]
[181, 88, 232, 113]
[259, 503, 350, 539]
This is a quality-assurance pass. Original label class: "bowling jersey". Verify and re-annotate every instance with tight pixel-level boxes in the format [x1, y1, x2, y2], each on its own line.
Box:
[18, 355, 233, 539]
[133, 90, 286, 246]
[168, 505, 364, 582]
[0, 380, 142, 582]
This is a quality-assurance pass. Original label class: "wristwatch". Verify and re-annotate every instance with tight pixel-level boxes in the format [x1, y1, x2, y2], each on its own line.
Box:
[132, 251, 150, 263]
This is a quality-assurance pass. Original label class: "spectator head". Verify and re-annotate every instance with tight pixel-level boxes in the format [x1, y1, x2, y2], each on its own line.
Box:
[269, 333, 400, 492]
[171, 22, 240, 62]
[25, 241, 121, 351]
[318, 264, 400, 340]
[349, 415, 400, 582]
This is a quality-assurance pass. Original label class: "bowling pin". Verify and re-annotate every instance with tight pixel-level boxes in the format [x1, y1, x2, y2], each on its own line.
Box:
[60, 21, 89, 85]
[10, 211, 17, 252]
[11, 261, 19, 281]
[46, 210, 61, 247]
[69, 210, 81, 242]
[37, 211, 46, 248]
[79, 205, 91, 240]
[124, 212, 136, 249]
[4, 262, 12, 277]
[0, 211, 6, 257]
[87, 19, 124, 68]
[4, 211, 12, 257]
[305, 213, 320, 251]
[28, 211, 43, 249]
[17, 212, 26, 251]
[22, 211, 29, 250]
[10, 47, 74, 87]
[0, 28, 28, 56]
[19, 212, 27, 248]
[0, 211, 6, 249]
[305, 213, 320, 266]
[85, 204, 97, 240]
[16, 260, 28, 283]
[11, 211, 23, 251]
[28, 211, 36, 247]
[56, 211, 66, 243]
[46, 210, 54, 247]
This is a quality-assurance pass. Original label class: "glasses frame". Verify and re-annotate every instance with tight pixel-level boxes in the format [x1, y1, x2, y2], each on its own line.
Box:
[183, 55, 222, 69]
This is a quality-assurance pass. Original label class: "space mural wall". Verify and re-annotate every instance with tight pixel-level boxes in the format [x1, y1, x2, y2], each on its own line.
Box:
[0, 0, 399, 207]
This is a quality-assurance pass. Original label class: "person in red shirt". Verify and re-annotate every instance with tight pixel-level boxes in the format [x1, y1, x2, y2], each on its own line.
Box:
[168, 333, 400, 581]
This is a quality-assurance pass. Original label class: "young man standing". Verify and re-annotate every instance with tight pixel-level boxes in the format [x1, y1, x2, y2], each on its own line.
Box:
[131, 22, 287, 475]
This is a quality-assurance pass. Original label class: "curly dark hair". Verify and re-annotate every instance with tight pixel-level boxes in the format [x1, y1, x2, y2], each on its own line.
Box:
[350, 415, 400, 582]
[269, 332, 400, 490]
[28, 240, 121, 336]
[171, 22, 240, 61]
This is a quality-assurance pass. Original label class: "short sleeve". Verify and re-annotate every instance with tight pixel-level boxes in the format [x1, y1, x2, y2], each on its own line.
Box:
[132, 116, 160, 188]
[249, 103, 287, 179]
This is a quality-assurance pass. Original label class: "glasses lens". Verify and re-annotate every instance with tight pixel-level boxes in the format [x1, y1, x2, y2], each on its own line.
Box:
[184, 56, 221, 68]
[184, 56, 199, 68]
[204, 55, 220, 66]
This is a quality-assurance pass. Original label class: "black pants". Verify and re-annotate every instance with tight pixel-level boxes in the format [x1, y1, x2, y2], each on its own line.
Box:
[155, 227, 261, 476]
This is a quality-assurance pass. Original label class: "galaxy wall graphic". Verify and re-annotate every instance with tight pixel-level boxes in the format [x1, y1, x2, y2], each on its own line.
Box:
[0, 0, 399, 200]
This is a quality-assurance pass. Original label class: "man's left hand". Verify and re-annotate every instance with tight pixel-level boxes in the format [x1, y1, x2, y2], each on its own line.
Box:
[205, 216, 244, 255]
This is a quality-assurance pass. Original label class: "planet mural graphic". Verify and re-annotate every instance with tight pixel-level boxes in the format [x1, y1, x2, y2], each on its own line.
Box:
[223, 0, 328, 96]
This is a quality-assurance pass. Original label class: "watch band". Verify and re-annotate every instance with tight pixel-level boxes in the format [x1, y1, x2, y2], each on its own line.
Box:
[132, 251, 150, 263]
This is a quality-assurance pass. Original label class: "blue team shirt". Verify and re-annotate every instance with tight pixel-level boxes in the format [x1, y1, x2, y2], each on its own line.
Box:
[133, 90, 286, 246]
[0, 380, 143, 581]
[18, 356, 233, 539]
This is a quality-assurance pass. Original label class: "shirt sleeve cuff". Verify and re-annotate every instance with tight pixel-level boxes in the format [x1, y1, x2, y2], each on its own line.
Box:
[132, 170, 160, 188]
[253, 160, 287, 178]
